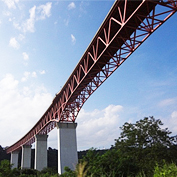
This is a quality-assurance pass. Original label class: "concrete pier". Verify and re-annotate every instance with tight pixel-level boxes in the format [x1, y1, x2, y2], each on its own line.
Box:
[21, 145, 31, 169]
[57, 122, 78, 174]
[11, 150, 19, 169]
[34, 134, 48, 171]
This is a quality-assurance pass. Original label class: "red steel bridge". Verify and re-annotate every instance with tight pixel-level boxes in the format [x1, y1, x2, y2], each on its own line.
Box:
[7, 0, 177, 153]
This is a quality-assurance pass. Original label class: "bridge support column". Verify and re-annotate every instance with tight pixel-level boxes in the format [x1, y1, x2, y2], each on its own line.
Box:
[57, 122, 78, 174]
[21, 145, 31, 169]
[34, 134, 48, 171]
[11, 150, 19, 169]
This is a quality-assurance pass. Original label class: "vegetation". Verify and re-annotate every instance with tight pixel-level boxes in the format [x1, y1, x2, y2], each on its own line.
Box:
[1, 116, 177, 176]
[114, 116, 177, 176]
[0, 160, 58, 177]
[60, 116, 177, 177]
[154, 162, 177, 177]
[0, 145, 10, 161]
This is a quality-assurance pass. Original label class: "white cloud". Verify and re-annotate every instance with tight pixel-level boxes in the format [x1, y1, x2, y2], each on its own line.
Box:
[71, 34, 76, 45]
[76, 105, 123, 150]
[39, 70, 46, 75]
[21, 71, 37, 82]
[2, 0, 19, 9]
[68, 2, 76, 10]
[162, 111, 177, 135]
[18, 34, 25, 41]
[21, 71, 38, 81]
[0, 74, 18, 91]
[22, 3, 52, 33]
[22, 86, 31, 96]
[0, 74, 53, 147]
[158, 97, 177, 107]
[22, 52, 29, 61]
[37, 2, 52, 20]
[23, 6, 36, 33]
[21, 70, 47, 81]
[171, 111, 177, 119]
[22, 52, 29, 66]
[9, 37, 20, 49]
[79, 1, 88, 15]
[46, 104, 123, 150]
[3, 11, 11, 16]
[13, 21, 21, 30]
[21, 71, 30, 82]
[64, 17, 69, 26]
[32, 71, 37, 78]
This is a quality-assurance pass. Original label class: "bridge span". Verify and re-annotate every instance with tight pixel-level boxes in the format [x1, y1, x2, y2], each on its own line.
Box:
[6, 0, 177, 174]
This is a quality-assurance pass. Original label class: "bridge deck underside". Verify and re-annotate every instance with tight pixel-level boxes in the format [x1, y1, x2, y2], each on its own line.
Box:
[7, 0, 177, 153]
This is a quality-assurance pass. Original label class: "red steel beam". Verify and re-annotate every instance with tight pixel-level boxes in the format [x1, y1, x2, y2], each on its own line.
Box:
[6, 0, 177, 153]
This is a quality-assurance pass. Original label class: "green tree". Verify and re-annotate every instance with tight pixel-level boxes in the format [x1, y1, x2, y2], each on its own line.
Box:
[81, 148, 123, 176]
[81, 148, 102, 176]
[154, 162, 177, 177]
[98, 148, 119, 175]
[21, 168, 38, 176]
[75, 161, 88, 177]
[59, 166, 76, 177]
[115, 116, 176, 176]
[39, 167, 58, 176]
[0, 160, 13, 177]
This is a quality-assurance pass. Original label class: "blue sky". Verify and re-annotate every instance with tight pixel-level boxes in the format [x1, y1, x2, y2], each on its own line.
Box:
[0, 0, 177, 151]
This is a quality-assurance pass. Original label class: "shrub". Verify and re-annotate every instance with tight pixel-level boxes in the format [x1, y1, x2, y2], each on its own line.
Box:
[0, 160, 13, 177]
[21, 168, 38, 176]
[59, 166, 76, 177]
[154, 162, 177, 177]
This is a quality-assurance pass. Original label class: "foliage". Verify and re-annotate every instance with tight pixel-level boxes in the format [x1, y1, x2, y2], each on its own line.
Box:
[48, 147, 58, 168]
[71, 116, 177, 176]
[81, 148, 103, 176]
[0, 160, 13, 177]
[39, 167, 58, 176]
[59, 166, 76, 177]
[114, 116, 176, 176]
[153, 162, 177, 177]
[0, 146, 10, 162]
[0, 160, 59, 177]
[75, 161, 88, 177]
[21, 168, 38, 176]
[97, 148, 119, 175]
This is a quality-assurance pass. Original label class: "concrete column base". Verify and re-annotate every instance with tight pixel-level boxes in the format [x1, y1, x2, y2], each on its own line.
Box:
[57, 122, 78, 174]
[34, 134, 48, 171]
[21, 145, 31, 169]
[11, 150, 19, 169]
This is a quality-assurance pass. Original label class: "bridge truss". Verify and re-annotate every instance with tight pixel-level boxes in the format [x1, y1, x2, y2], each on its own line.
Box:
[7, 0, 177, 153]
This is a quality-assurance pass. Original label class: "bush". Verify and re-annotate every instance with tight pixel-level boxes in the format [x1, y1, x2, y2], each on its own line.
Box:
[154, 162, 177, 177]
[21, 168, 38, 176]
[39, 167, 58, 177]
[0, 160, 13, 177]
[59, 166, 76, 177]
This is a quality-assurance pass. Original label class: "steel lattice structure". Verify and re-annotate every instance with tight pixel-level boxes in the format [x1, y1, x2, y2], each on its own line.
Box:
[6, 0, 177, 153]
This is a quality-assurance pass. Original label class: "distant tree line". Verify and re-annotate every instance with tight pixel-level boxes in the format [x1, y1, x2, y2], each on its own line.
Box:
[0, 146, 10, 162]
[0, 146, 58, 168]
[0, 141, 107, 169]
